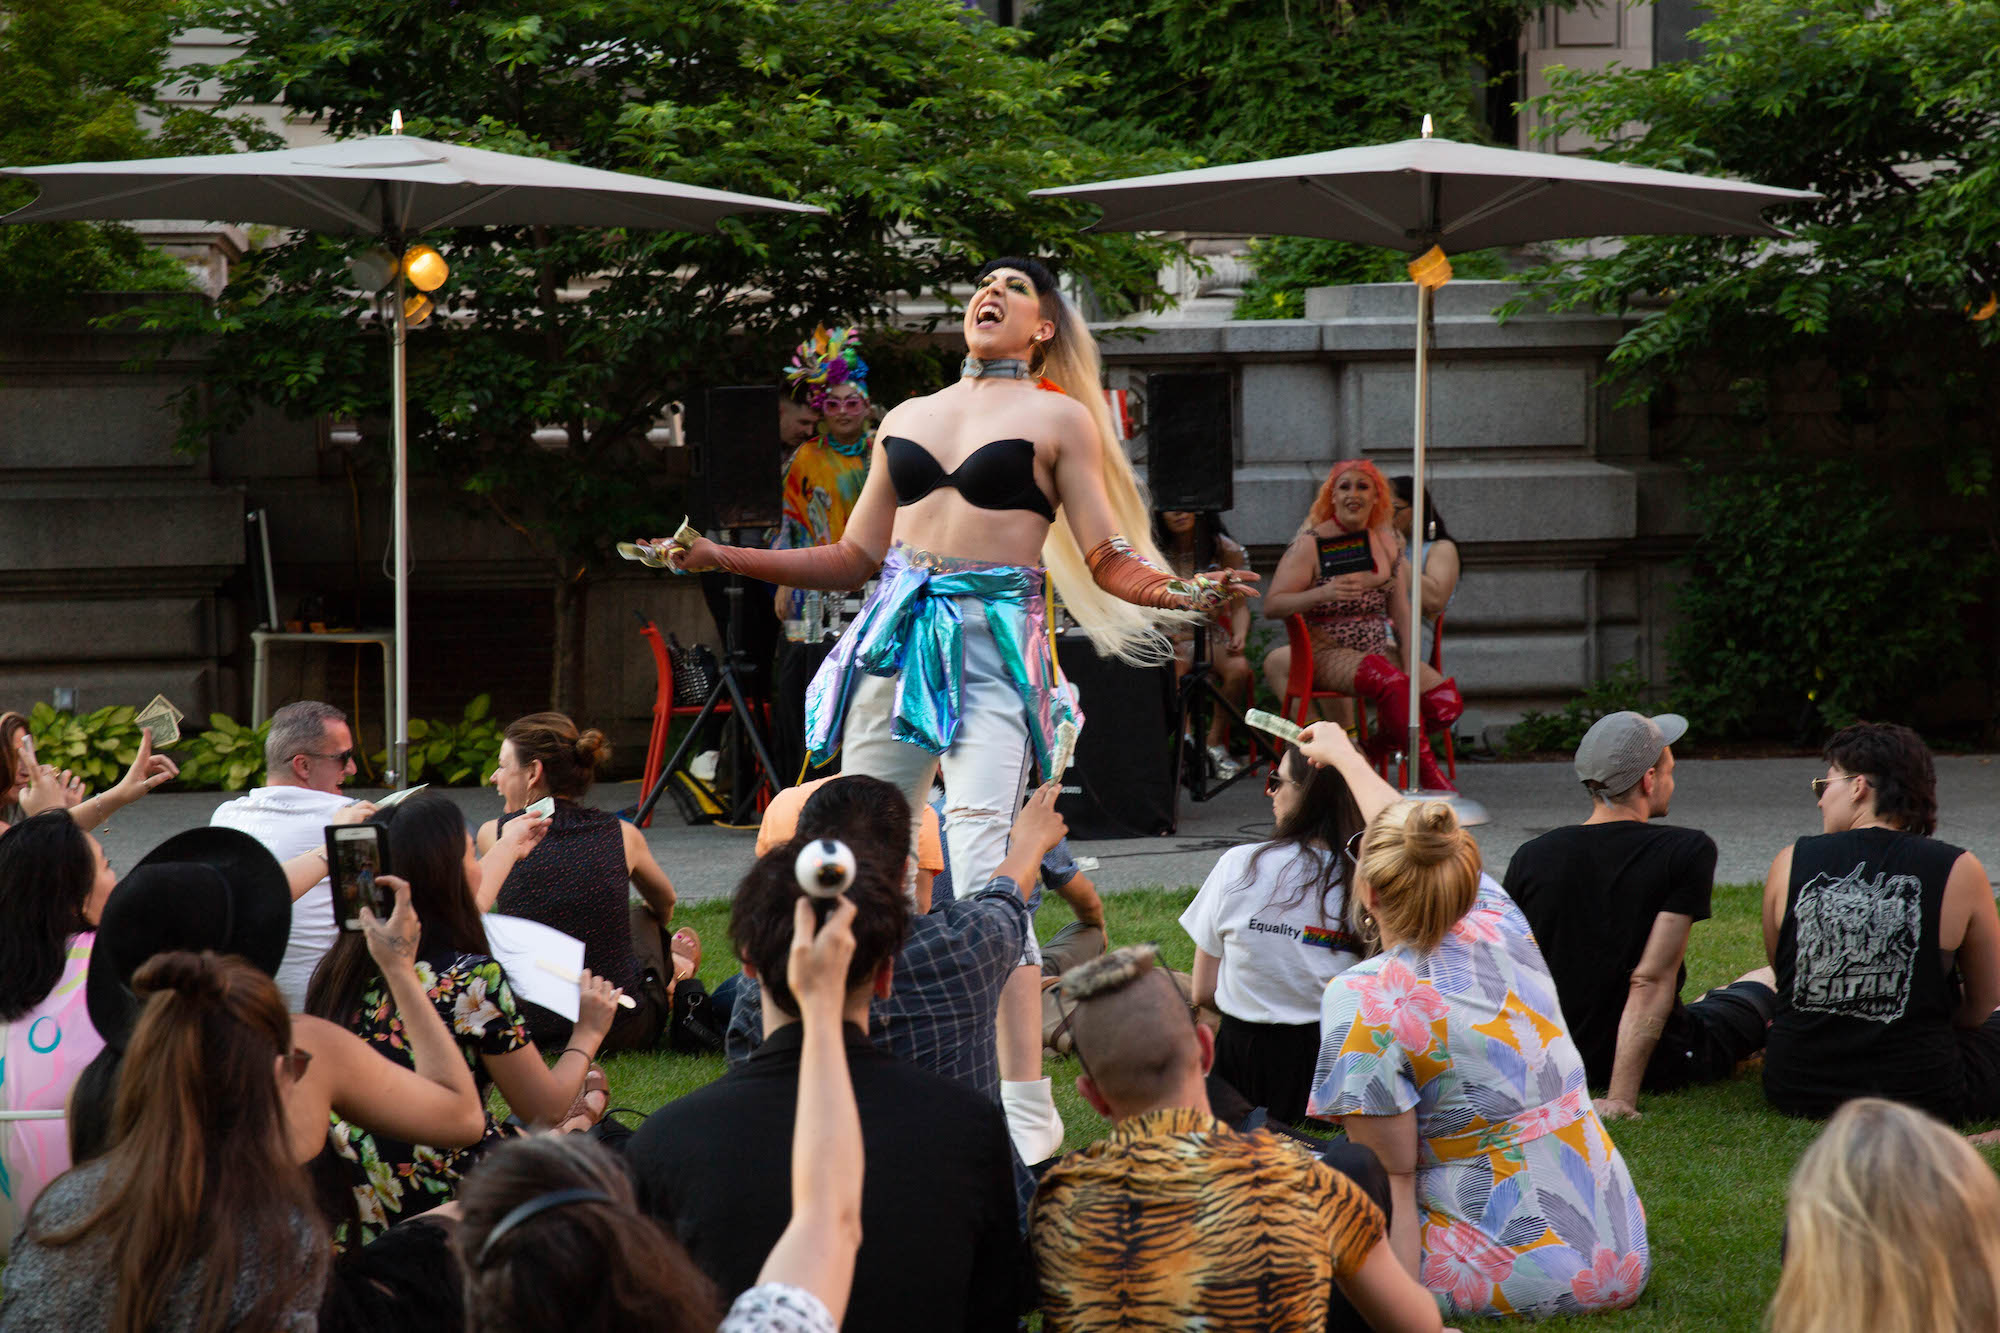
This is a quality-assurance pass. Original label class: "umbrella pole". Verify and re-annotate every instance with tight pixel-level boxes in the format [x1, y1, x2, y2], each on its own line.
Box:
[1406, 280, 1429, 797]
[1403, 278, 1488, 824]
[390, 276, 410, 790]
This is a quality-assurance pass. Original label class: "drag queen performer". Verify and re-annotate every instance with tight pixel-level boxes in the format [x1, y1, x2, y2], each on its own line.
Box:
[660, 257, 1253, 1158]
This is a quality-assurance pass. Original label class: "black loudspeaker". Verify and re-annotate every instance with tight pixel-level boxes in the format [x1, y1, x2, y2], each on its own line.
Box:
[1053, 634, 1176, 839]
[1144, 371, 1234, 512]
[697, 385, 783, 529]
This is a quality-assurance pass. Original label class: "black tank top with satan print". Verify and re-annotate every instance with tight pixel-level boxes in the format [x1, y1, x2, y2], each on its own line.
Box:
[1763, 827, 1967, 1121]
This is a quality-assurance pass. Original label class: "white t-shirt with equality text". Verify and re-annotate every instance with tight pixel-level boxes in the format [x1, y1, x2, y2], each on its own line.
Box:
[1179, 841, 1363, 1026]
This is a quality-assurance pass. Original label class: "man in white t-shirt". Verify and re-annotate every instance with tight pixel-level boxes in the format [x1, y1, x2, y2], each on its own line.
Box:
[210, 700, 376, 1008]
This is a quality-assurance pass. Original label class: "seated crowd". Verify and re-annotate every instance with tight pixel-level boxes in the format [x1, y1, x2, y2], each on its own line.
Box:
[1, 690, 1997, 1332]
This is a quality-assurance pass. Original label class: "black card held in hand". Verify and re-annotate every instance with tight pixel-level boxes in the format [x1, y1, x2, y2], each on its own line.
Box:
[1317, 532, 1376, 578]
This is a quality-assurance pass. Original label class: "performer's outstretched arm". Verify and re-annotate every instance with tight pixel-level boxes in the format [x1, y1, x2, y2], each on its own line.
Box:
[664, 436, 899, 588]
[1049, 400, 1257, 612]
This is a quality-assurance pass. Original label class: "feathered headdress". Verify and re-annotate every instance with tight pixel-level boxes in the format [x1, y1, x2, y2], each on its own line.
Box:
[785, 325, 869, 411]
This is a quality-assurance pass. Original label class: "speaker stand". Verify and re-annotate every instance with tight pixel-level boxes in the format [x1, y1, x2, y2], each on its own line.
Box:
[1168, 625, 1278, 828]
[633, 544, 781, 827]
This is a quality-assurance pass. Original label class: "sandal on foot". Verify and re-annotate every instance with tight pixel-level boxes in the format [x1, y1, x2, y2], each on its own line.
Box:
[671, 928, 702, 984]
[559, 1086, 609, 1134]
[557, 1064, 608, 1130]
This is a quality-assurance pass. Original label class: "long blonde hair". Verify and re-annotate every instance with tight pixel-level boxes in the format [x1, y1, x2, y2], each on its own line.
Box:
[1357, 799, 1482, 954]
[1771, 1098, 2000, 1333]
[1034, 287, 1193, 664]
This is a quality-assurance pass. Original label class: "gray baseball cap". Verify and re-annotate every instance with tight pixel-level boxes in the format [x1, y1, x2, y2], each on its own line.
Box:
[1575, 711, 1688, 795]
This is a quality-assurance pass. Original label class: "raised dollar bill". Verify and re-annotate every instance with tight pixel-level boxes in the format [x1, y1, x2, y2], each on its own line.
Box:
[372, 782, 429, 809]
[671, 516, 699, 548]
[525, 795, 555, 819]
[1050, 717, 1081, 777]
[133, 693, 185, 747]
[1243, 708, 1306, 744]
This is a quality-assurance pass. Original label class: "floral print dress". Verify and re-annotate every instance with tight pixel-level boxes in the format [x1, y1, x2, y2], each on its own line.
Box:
[319, 951, 530, 1250]
[1309, 875, 1650, 1318]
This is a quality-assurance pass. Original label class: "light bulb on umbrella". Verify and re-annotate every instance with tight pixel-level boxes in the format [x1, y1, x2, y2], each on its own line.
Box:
[402, 244, 449, 292]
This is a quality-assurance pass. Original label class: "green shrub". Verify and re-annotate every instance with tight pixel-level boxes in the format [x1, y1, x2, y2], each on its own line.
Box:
[1668, 448, 1985, 738]
[374, 694, 503, 786]
[177, 714, 273, 791]
[25, 702, 142, 790]
[1504, 660, 1652, 755]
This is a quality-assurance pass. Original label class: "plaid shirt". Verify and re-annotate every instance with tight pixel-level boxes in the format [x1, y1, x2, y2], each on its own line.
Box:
[725, 876, 1037, 1105]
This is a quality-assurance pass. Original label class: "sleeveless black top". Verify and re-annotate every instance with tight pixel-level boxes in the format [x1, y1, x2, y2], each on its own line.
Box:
[883, 436, 1057, 521]
[493, 801, 641, 1042]
[1764, 827, 1967, 1121]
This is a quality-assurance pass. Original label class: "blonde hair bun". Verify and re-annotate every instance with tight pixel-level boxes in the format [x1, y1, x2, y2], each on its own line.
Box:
[1394, 801, 1464, 867]
[1359, 799, 1482, 953]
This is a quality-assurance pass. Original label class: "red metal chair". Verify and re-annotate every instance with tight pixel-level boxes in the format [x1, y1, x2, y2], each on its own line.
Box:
[637, 618, 736, 829]
[1279, 614, 1391, 776]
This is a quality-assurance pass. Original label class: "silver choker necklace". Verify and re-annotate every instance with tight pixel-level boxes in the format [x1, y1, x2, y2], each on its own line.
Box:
[961, 356, 1034, 380]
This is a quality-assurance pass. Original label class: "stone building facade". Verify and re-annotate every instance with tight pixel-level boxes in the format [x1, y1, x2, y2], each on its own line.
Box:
[3, 280, 1667, 760]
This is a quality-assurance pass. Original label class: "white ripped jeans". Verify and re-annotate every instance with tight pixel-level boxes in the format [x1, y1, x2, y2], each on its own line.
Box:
[840, 598, 1039, 962]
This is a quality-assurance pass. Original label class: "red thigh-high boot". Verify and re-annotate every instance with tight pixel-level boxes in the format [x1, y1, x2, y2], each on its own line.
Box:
[1421, 677, 1464, 728]
[1353, 656, 1457, 792]
[1350, 654, 1412, 771]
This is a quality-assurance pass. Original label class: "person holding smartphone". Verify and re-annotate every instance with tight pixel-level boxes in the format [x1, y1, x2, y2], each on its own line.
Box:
[303, 793, 622, 1250]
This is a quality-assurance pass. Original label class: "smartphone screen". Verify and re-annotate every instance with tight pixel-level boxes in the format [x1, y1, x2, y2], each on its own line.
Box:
[326, 824, 392, 931]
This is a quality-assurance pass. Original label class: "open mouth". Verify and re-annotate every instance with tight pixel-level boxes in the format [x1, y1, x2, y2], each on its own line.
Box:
[972, 299, 1005, 327]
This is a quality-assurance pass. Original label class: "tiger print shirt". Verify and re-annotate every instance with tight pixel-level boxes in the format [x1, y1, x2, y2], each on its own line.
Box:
[1030, 1107, 1385, 1332]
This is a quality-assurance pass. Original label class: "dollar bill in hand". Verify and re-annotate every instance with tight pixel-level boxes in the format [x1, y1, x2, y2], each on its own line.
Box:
[1243, 708, 1305, 744]
[617, 540, 670, 568]
[133, 693, 185, 747]
[1050, 718, 1080, 777]
[373, 782, 429, 809]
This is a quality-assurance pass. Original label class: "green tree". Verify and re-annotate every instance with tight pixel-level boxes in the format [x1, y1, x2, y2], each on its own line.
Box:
[1025, 0, 1543, 311]
[0, 0, 263, 302]
[1516, 0, 2000, 737]
[154, 0, 1182, 713]
[1515, 0, 1999, 472]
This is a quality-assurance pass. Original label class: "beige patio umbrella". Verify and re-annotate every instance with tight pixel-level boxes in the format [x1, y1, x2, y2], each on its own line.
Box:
[1036, 120, 1818, 814]
[3, 124, 823, 785]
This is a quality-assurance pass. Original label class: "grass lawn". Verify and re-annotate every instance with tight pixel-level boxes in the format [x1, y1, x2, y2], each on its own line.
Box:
[595, 880, 2000, 1331]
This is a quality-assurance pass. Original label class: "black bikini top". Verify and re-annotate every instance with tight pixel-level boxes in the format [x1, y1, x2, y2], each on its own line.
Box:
[883, 436, 1057, 522]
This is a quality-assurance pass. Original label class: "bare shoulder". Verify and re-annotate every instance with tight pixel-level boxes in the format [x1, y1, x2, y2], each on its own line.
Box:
[875, 393, 932, 436]
[293, 1013, 361, 1059]
[1950, 849, 1993, 892]
[1040, 386, 1097, 431]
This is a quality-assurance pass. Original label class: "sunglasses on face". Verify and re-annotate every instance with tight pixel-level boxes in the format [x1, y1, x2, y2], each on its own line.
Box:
[282, 1047, 313, 1081]
[1344, 829, 1365, 864]
[306, 750, 356, 765]
[1264, 771, 1298, 796]
[824, 400, 868, 414]
[1811, 773, 1862, 799]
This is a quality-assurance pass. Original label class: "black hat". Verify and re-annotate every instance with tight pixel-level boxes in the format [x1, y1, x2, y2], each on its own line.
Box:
[86, 827, 292, 1052]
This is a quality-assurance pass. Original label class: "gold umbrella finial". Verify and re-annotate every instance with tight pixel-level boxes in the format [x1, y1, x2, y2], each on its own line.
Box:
[1422, 114, 1434, 139]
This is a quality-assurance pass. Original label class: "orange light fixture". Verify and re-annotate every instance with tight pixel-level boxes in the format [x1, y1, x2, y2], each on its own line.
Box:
[402, 244, 449, 293]
[403, 293, 435, 327]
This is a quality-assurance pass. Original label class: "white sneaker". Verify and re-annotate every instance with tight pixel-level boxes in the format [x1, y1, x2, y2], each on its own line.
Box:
[1206, 744, 1244, 780]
